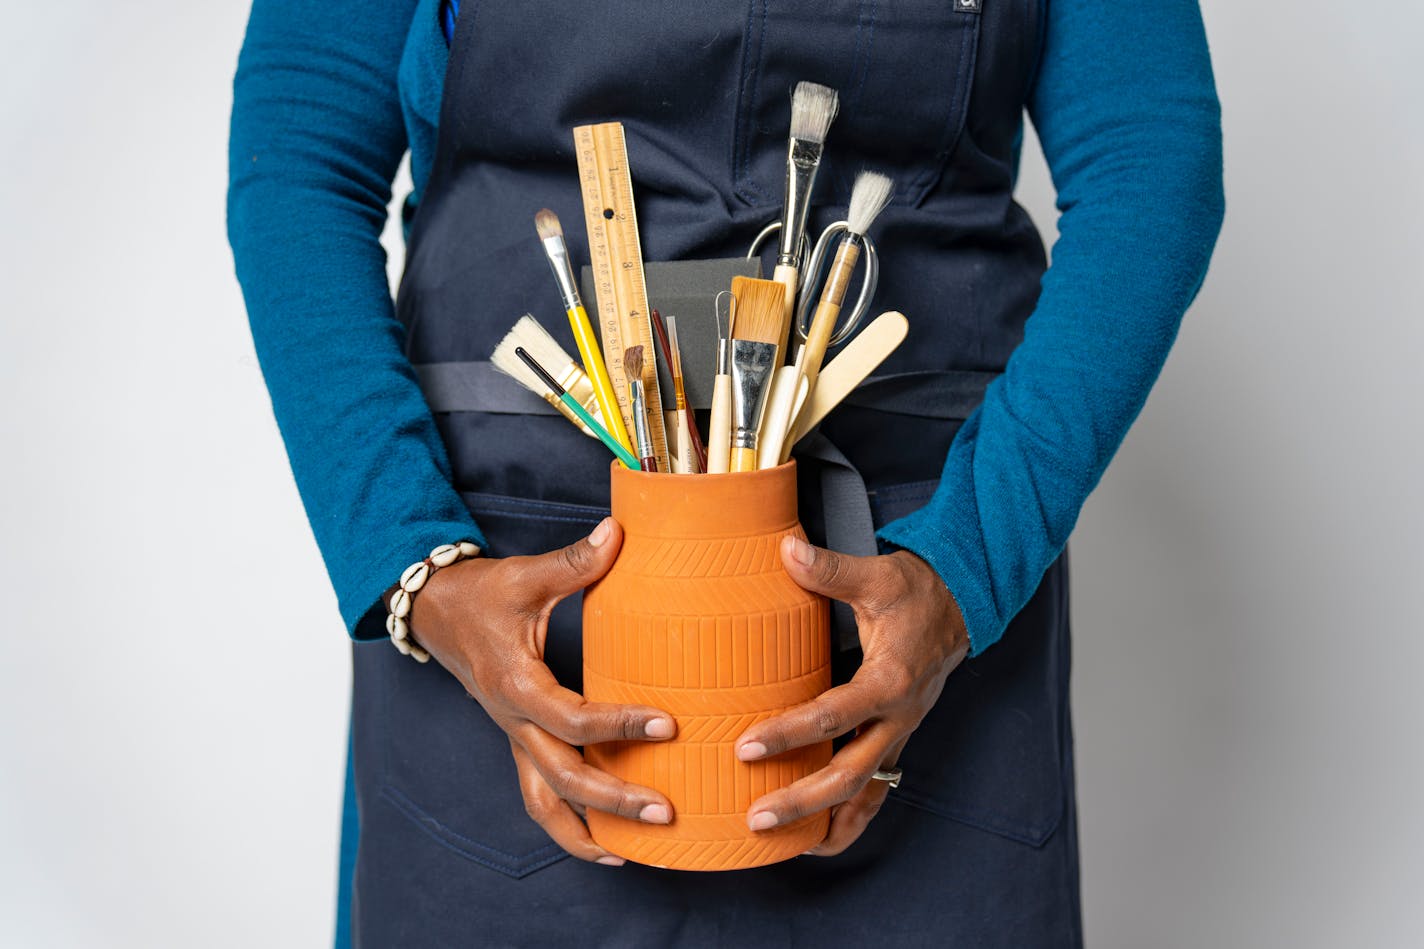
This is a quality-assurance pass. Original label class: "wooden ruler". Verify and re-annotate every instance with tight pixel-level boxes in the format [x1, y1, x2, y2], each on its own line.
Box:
[573, 122, 670, 471]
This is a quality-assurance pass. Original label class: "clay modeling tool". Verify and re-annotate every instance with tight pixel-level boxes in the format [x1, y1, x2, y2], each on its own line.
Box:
[727, 277, 786, 473]
[573, 122, 671, 472]
[769, 171, 893, 463]
[514, 347, 641, 471]
[623, 345, 659, 473]
[491, 315, 606, 439]
[787, 311, 909, 447]
[534, 209, 634, 456]
[706, 290, 737, 474]
[746, 82, 840, 349]
[756, 367, 808, 469]
[650, 311, 704, 474]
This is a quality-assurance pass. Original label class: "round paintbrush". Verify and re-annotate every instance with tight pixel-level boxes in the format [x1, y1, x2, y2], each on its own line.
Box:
[623, 345, 659, 473]
[797, 171, 893, 393]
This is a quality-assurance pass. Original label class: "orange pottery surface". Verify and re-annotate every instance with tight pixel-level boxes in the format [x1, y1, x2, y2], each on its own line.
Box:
[582, 460, 832, 870]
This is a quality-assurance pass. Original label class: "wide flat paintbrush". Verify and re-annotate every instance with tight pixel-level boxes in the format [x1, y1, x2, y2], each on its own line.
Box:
[491, 315, 605, 439]
[623, 345, 659, 473]
[773, 82, 840, 349]
[727, 277, 787, 473]
[534, 209, 634, 456]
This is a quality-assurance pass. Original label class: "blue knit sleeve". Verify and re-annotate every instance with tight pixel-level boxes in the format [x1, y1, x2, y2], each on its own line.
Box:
[227, 0, 486, 640]
[876, 0, 1225, 655]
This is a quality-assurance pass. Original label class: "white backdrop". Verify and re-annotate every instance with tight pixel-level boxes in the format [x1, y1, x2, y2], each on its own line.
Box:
[1, 2, 1420, 946]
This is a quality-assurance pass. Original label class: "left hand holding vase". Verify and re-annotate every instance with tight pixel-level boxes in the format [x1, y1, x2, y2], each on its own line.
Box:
[734, 537, 970, 856]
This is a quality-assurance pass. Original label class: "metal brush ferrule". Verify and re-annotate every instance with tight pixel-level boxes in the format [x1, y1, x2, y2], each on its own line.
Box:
[630, 379, 655, 457]
[729, 339, 777, 450]
[777, 138, 825, 265]
[540, 235, 582, 312]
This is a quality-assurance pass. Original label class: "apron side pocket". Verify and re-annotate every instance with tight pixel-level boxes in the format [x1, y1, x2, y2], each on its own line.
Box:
[358, 493, 609, 879]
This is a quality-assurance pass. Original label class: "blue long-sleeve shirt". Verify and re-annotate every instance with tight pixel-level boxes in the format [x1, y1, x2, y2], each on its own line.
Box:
[228, 0, 1223, 655]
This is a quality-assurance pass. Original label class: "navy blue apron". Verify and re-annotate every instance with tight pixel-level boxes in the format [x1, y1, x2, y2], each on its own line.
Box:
[348, 1, 1080, 944]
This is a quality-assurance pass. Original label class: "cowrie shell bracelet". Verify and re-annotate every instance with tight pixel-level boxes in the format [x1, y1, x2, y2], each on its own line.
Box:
[386, 541, 481, 662]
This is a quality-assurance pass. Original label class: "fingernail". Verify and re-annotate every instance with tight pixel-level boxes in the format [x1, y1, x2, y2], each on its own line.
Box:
[596, 855, 626, 866]
[787, 536, 814, 567]
[639, 803, 671, 824]
[644, 717, 675, 739]
[589, 518, 611, 547]
[749, 811, 778, 831]
[737, 741, 767, 762]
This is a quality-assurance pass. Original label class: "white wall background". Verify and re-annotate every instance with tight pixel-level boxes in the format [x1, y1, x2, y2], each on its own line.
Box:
[1, 2, 1419, 946]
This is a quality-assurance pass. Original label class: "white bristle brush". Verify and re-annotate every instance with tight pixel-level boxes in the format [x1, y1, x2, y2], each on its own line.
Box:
[771, 82, 841, 346]
[491, 315, 605, 438]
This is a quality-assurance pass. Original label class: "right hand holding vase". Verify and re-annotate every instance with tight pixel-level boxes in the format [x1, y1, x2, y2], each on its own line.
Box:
[403, 517, 677, 866]
[734, 538, 971, 856]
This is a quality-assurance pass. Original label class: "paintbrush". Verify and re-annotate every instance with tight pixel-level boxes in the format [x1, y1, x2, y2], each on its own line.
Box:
[706, 291, 736, 474]
[514, 347, 641, 470]
[767, 171, 894, 464]
[773, 82, 839, 343]
[534, 209, 634, 456]
[728, 277, 787, 473]
[655, 312, 705, 473]
[623, 345, 659, 473]
[491, 315, 606, 439]
[795, 171, 893, 399]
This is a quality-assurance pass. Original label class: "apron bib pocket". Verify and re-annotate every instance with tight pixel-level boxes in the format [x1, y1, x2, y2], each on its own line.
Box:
[733, 0, 982, 208]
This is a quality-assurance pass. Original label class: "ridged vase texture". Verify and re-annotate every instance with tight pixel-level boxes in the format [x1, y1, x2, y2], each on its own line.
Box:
[582, 461, 832, 870]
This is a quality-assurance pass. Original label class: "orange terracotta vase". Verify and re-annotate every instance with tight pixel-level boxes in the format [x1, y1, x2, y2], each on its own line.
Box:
[582, 460, 832, 870]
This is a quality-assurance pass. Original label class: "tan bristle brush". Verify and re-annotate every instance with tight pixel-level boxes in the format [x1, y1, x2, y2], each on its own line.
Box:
[491, 315, 605, 438]
[728, 276, 788, 473]
[623, 345, 659, 473]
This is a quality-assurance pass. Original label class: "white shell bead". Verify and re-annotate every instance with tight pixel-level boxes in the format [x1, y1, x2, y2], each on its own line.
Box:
[457, 541, 480, 558]
[391, 589, 412, 619]
[386, 614, 409, 642]
[392, 636, 412, 656]
[429, 544, 460, 567]
[400, 561, 431, 592]
[410, 645, 431, 663]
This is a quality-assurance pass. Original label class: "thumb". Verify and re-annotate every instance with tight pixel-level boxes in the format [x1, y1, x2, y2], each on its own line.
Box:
[529, 516, 623, 603]
[780, 535, 879, 604]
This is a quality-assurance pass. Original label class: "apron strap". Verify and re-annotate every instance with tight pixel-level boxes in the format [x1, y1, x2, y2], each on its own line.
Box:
[415, 361, 563, 416]
[413, 361, 997, 652]
[794, 431, 879, 652]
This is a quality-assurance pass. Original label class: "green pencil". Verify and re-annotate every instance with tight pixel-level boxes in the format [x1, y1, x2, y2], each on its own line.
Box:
[515, 346, 641, 470]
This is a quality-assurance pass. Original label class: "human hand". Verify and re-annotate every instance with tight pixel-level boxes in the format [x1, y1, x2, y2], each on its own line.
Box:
[404, 517, 676, 866]
[734, 538, 970, 856]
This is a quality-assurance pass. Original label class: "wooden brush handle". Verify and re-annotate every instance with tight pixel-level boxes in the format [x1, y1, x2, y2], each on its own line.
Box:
[707, 373, 733, 474]
[732, 444, 758, 473]
[799, 242, 862, 394]
[772, 263, 798, 357]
